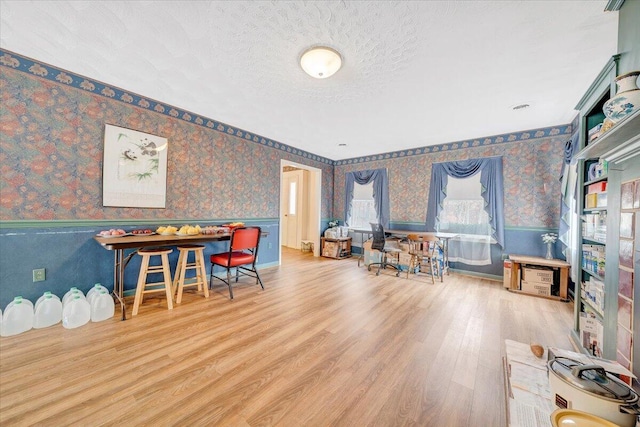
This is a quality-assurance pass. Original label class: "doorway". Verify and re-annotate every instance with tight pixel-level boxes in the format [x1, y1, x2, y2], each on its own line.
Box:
[280, 160, 322, 260]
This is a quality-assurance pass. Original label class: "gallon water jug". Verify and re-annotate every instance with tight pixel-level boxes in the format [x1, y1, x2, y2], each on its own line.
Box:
[91, 291, 115, 322]
[62, 295, 90, 329]
[34, 293, 63, 329]
[62, 287, 86, 307]
[86, 283, 108, 305]
[1, 296, 34, 336]
[35, 291, 60, 310]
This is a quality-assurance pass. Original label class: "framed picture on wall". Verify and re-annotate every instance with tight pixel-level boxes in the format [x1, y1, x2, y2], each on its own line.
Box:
[102, 124, 168, 208]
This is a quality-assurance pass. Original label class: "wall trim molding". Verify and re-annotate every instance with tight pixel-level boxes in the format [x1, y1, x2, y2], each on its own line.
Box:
[2, 48, 573, 167]
[0, 218, 279, 229]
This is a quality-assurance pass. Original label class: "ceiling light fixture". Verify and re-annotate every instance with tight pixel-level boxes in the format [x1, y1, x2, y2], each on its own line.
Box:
[300, 46, 342, 79]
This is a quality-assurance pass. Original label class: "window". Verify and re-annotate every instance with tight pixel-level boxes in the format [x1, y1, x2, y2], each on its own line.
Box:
[438, 174, 490, 236]
[344, 168, 391, 229]
[289, 181, 296, 215]
[348, 182, 378, 228]
[437, 174, 493, 266]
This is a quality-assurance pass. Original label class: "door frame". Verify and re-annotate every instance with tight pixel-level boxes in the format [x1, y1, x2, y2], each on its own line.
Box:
[279, 159, 322, 259]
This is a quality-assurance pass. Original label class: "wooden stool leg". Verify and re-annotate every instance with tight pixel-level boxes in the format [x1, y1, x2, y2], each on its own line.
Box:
[161, 253, 173, 310]
[196, 249, 209, 298]
[176, 250, 189, 304]
[172, 249, 185, 295]
[133, 254, 150, 316]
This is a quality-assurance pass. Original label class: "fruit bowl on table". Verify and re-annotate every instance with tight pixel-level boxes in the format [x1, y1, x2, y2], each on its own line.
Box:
[156, 226, 178, 235]
[130, 229, 155, 236]
[98, 229, 128, 238]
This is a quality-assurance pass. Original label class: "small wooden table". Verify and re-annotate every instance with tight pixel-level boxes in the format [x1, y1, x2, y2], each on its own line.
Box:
[509, 255, 570, 302]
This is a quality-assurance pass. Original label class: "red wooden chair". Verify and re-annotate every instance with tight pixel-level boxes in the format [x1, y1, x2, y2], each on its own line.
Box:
[209, 226, 264, 299]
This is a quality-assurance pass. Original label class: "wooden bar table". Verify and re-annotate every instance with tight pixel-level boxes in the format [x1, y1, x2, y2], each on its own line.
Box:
[508, 254, 570, 302]
[94, 232, 232, 320]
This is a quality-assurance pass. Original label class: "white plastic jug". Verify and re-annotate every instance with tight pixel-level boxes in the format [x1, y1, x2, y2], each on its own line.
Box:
[91, 291, 115, 322]
[34, 293, 63, 329]
[62, 287, 86, 307]
[35, 291, 60, 310]
[2, 296, 34, 336]
[62, 295, 91, 329]
[86, 283, 108, 305]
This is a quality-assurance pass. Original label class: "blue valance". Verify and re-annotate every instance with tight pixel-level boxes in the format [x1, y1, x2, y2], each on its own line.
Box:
[344, 168, 390, 228]
[425, 156, 505, 248]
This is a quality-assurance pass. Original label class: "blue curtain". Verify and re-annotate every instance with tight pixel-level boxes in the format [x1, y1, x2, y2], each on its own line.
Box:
[425, 156, 505, 248]
[559, 132, 579, 253]
[344, 169, 390, 228]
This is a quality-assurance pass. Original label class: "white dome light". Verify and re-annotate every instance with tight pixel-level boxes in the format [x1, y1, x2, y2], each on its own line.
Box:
[300, 46, 342, 79]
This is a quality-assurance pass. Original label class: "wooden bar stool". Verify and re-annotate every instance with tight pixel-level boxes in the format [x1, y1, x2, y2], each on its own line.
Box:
[132, 248, 174, 316]
[173, 244, 209, 303]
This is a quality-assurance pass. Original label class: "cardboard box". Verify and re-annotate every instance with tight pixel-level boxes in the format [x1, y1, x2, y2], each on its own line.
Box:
[322, 241, 339, 257]
[522, 267, 554, 284]
[503, 260, 511, 288]
[521, 280, 551, 296]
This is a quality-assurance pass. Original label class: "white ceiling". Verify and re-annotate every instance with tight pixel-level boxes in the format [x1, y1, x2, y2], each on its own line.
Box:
[0, 1, 619, 160]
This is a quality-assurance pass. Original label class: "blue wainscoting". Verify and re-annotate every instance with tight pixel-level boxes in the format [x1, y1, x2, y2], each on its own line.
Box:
[0, 220, 280, 309]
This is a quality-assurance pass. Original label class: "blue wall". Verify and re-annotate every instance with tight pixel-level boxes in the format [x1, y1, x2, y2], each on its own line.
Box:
[0, 220, 279, 308]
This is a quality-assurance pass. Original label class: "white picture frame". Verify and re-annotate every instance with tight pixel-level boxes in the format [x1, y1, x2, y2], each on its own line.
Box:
[102, 124, 168, 208]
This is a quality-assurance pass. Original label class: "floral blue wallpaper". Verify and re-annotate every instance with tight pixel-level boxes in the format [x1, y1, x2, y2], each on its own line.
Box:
[334, 131, 569, 228]
[1, 48, 570, 230]
[0, 51, 333, 221]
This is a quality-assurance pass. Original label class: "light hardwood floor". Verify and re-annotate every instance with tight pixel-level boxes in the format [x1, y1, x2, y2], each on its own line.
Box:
[0, 248, 573, 426]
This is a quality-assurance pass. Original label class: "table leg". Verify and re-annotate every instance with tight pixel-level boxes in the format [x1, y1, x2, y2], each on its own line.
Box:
[356, 231, 371, 267]
[112, 248, 141, 320]
[437, 238, 449, 282]
[114, 250, 126, 320]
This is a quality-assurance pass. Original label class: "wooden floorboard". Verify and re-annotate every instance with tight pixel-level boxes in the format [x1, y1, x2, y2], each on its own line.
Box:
[0, 247, 573, 426]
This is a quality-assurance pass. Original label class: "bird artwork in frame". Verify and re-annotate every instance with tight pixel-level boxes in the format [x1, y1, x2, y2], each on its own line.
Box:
[102, 124, 168, 208]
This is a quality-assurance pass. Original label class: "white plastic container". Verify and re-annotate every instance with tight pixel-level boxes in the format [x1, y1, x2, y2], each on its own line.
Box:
[86, 283, 108, 305]
[62, 287, 86, 307]
[35, 291, 60, 310]
[62, 295, 91, 329]
[33, 293, 63, 329]
[91, 291, 115, 322]
[2, 296, 34, 336]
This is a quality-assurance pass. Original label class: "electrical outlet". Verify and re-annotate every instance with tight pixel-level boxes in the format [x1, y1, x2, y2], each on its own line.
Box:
[33, 268, 46, 282]
[268, 242, 272, 249]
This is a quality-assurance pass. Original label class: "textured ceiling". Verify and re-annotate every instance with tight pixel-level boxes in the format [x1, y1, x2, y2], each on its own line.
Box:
[0, 1, 619, 160]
